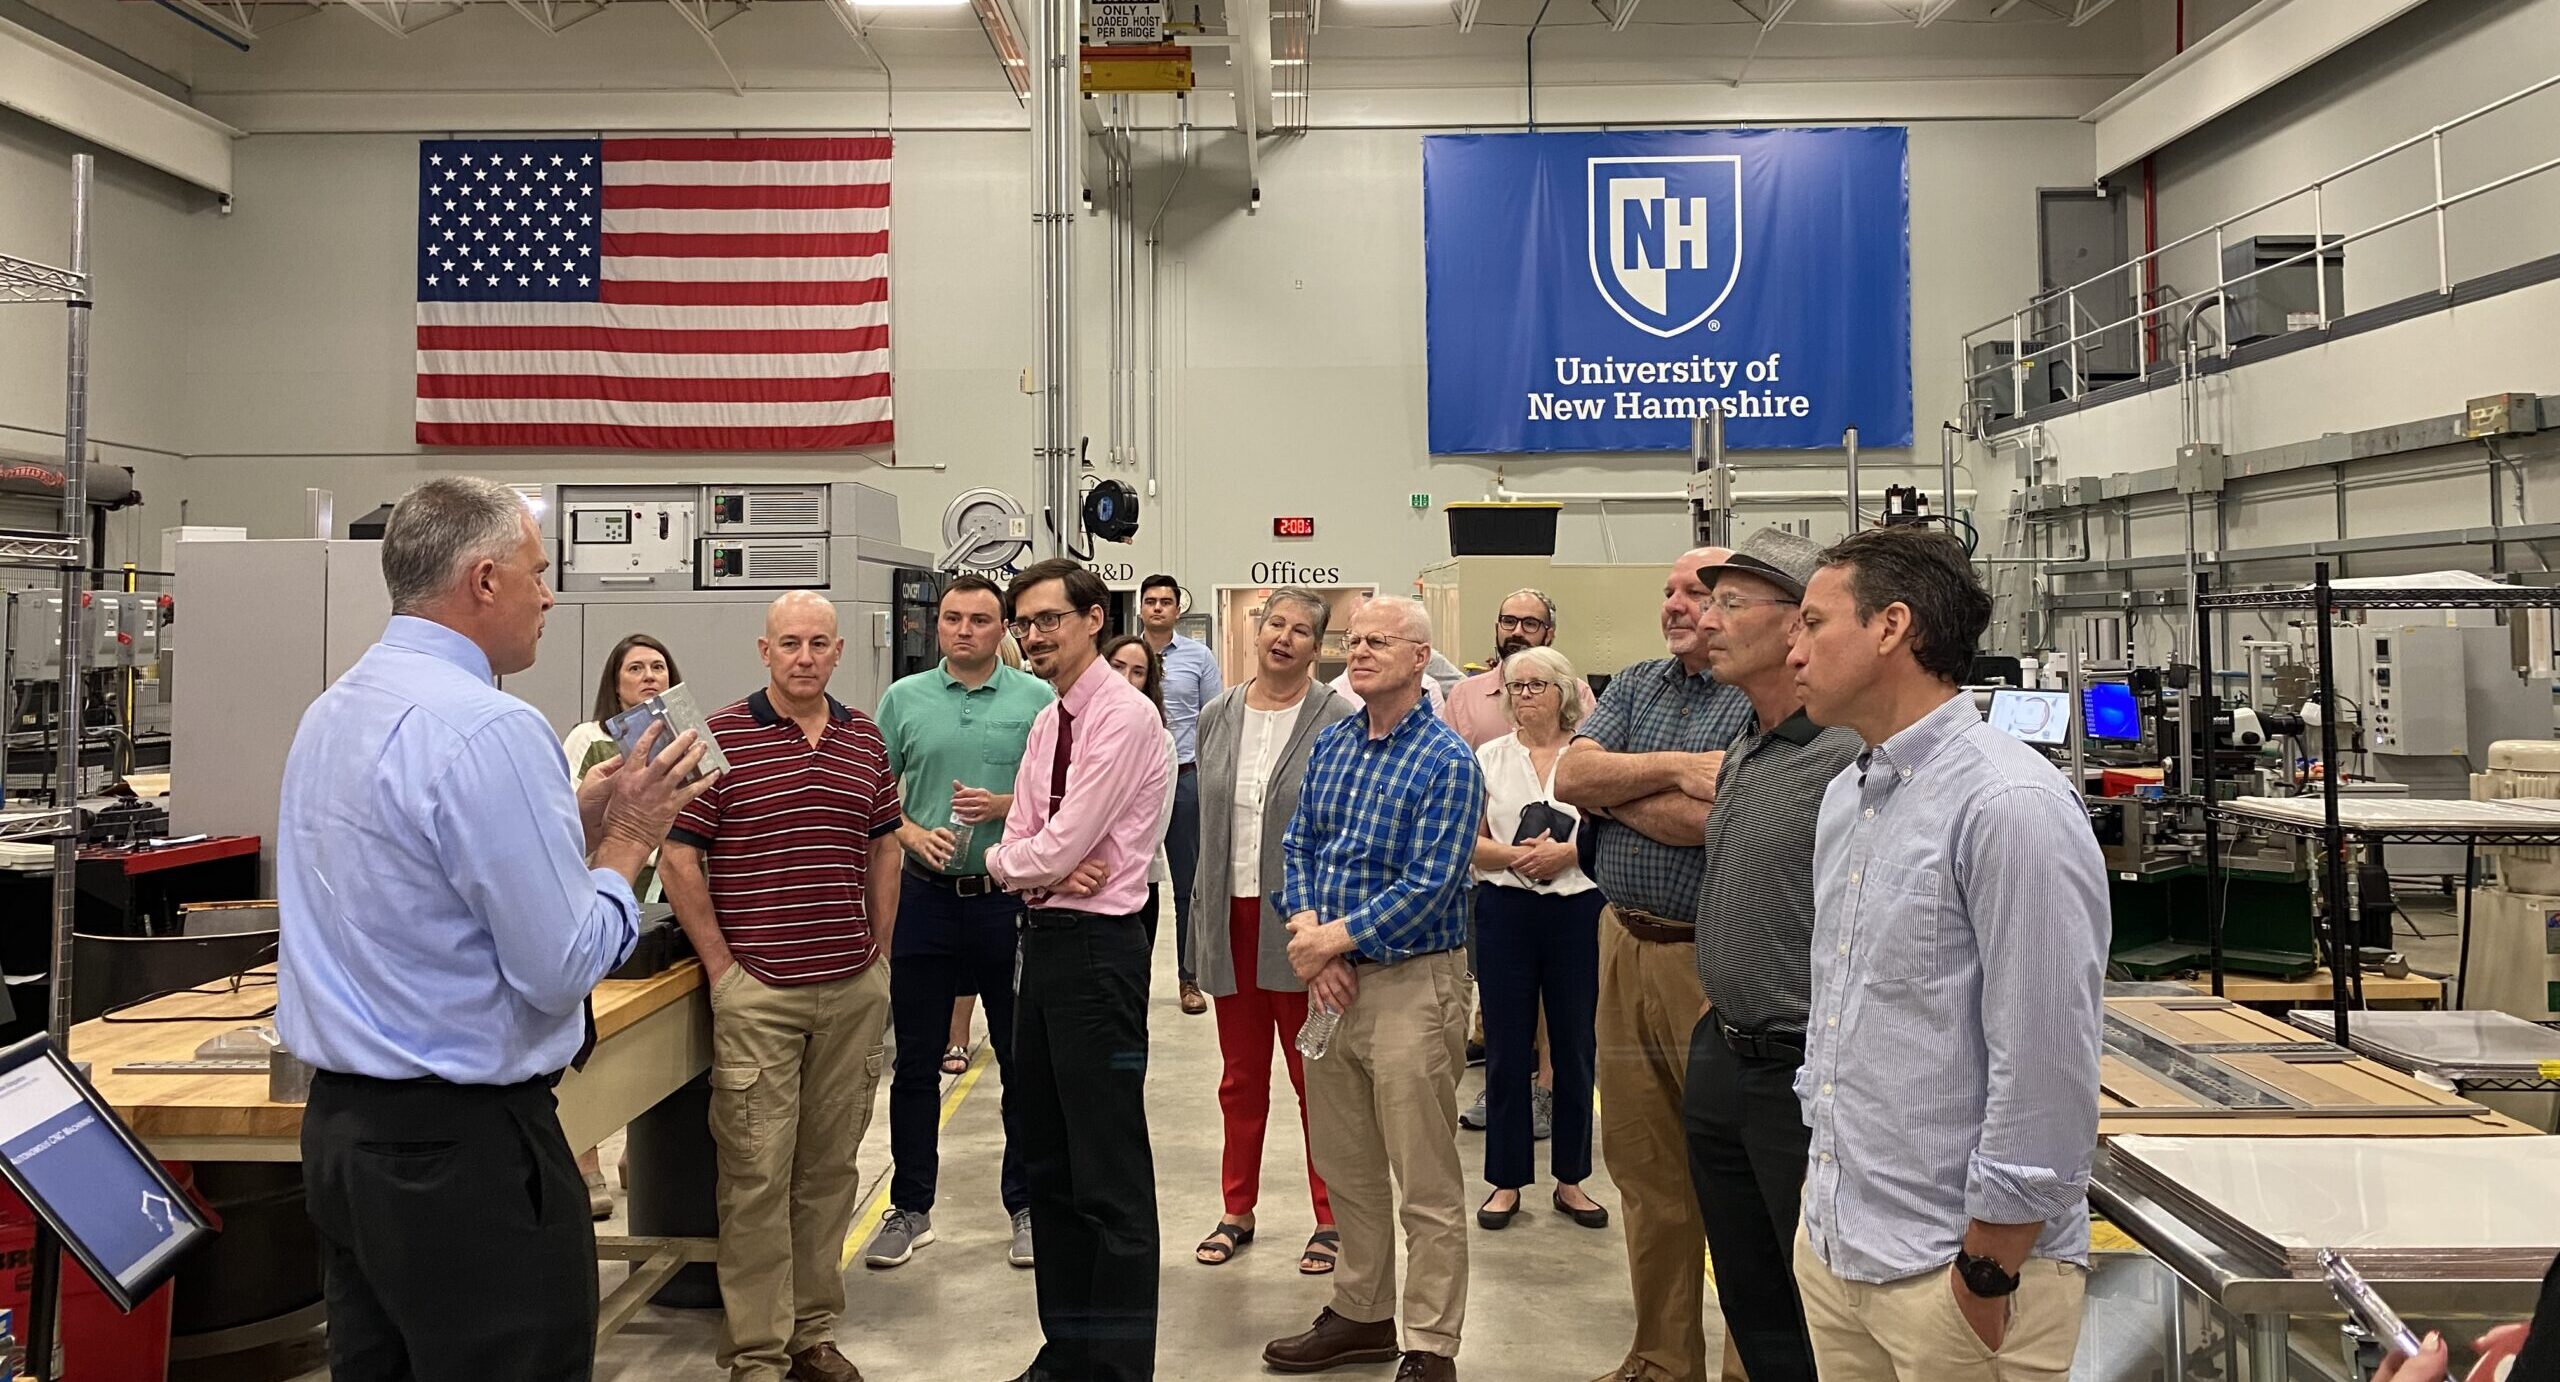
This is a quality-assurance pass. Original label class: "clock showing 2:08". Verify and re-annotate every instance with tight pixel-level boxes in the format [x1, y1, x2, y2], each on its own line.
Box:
[1272, 516, 1316, 538]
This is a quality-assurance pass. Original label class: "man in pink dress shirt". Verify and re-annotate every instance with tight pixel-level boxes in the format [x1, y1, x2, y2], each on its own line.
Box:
[984, 557, 1175, 1382]
[1440, 589, 1597, 750]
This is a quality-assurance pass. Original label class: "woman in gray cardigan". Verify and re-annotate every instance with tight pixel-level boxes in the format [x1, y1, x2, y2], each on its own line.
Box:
[1186, 587, 1359, 1277]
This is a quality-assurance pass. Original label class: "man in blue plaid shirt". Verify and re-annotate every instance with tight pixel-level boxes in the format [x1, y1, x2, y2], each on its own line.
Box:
[1263, 595, 1483, 1382]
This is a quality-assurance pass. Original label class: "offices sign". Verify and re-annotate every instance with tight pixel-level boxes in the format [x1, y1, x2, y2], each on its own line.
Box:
[1423, 127, 1913, 453]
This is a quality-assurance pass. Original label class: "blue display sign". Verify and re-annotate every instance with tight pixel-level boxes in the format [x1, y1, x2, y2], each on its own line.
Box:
[1423, 127, 1913, 454]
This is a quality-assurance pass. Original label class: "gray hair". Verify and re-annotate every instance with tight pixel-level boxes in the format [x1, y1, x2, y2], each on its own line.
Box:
[1363, 594, 1433, 645]
[1501, 645, 1586, 731]
[1263, 586, 1332, 631]
[380, 477, 533, 614]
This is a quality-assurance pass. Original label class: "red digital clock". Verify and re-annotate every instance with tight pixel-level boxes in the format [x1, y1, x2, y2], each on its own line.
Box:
[1273, 516, 1317, 539]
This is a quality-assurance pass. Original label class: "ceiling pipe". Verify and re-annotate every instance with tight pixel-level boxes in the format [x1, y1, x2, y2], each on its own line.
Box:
[1146, 114, 1193, 499]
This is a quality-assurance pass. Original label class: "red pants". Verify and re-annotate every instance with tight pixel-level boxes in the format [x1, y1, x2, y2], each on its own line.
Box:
[1215, 896, 1334, 1225]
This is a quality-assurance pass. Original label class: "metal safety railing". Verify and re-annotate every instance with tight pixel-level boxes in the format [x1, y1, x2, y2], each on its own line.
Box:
[1960, 69, 2560, 430]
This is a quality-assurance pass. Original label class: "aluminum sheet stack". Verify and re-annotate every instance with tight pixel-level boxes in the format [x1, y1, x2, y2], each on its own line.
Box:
[2107, 1135, 2560, 1278]
[2287, 1010, 2560, 1085]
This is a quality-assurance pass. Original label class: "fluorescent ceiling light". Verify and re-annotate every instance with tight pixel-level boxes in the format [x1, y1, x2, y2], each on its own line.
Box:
[844, 0, 972, 8]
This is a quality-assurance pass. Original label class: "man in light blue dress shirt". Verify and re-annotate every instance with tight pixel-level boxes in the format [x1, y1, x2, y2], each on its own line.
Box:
[1783, 526, 2107, 1382]
[1139, 573, 1224, 1014]
[278, 477, 711, 1382]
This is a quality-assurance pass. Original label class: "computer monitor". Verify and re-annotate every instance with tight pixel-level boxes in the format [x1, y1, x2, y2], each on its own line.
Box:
[1986, 688, 2071, 746]
[2083, 681, 2144, 743]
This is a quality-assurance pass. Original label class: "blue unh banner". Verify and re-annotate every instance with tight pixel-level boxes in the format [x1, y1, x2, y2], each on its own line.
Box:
[1424, 127, 1912, 454]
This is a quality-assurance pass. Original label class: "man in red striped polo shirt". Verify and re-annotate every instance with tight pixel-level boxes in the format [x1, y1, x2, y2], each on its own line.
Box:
[659, 590, 902, 1382]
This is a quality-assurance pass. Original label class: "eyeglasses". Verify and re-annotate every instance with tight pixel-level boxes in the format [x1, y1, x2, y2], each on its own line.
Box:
[1344, 632, 1426, 653]
[1706, 593, 1799, 616]
[1496, 615, 1551, 634]
[1006, 610, 1077, 637]
[1503, 680, 1557, 696]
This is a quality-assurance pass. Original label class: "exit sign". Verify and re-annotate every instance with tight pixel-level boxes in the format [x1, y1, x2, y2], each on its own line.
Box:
[1273, 515, 1316, 539]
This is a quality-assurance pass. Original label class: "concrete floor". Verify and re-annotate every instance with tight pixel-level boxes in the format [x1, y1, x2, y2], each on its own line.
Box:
[234, 906, 1697, 1382]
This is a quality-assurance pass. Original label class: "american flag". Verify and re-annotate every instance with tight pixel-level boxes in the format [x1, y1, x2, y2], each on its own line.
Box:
[414, 136, 892, 451]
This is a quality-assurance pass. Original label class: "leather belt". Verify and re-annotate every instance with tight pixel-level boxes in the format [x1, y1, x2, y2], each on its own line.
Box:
[1020, 905, 1142, 930]
[1177, 762, 1197, 775]
[1612, 907, 1694, 945]
[1345, 945, 1459, 969]
[1717, 1021, 1806, 1062]
[906, 865, 1001, 899]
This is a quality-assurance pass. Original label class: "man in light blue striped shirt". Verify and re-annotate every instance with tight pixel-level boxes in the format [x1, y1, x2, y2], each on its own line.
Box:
[1784, 527, 2107, 1382]
[1141, 573, 1224, 1014]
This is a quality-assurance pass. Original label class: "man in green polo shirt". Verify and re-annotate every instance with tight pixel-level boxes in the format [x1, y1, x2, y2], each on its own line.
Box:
[869, 573, 1054, 1272]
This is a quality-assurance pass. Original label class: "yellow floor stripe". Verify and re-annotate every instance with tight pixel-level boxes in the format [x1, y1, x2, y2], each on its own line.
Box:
[840, 1041, 994, 1271]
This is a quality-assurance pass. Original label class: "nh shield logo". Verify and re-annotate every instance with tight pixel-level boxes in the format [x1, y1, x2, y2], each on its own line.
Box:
[1587, 154, 1743, 338]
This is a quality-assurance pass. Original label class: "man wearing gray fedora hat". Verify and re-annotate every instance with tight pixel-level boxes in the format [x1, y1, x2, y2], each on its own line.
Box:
[1678, 528, 1862, 1382]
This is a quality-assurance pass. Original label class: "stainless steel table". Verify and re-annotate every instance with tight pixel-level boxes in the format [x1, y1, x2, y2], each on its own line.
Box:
[2089, 1163, 2548, 1381]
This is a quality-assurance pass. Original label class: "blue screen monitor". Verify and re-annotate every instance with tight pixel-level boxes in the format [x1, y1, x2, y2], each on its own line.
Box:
[2083, 681, 2143, 743]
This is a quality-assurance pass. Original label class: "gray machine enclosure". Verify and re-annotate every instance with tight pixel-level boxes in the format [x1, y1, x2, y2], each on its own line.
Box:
[172, 481, 927, 889]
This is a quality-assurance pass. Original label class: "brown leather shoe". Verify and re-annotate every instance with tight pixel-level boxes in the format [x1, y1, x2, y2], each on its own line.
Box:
[788, 1342, 864, 1382]
[1396, 1353, 1457, 1382]
[1263, 1308, 1400, 1373]
[1179, 981, 1208, 1015]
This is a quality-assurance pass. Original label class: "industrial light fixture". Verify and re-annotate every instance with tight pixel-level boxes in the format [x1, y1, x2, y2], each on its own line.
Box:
[844, 0, 973, 8]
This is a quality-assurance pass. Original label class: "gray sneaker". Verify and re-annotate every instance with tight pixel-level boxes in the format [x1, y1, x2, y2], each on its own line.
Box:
[1459, 1088, 1488, 1130]
[864, 1208, 933, 1269]
[1532, 1085, 1555, 1142]
[1008, 1209, 1035, 1268]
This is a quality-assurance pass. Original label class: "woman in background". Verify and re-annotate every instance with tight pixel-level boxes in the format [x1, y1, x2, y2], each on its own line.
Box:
[562, 634, 681, 784]
[1469, 645, 1607, 1232]
[557, 632, 681, 1220]
[1101, 634, 1180, 949]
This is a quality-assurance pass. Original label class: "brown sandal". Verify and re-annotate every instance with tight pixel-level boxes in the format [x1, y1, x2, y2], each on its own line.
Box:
[1195, 1221, 1254, 1265]
[1299, 1228, 1340, 1276]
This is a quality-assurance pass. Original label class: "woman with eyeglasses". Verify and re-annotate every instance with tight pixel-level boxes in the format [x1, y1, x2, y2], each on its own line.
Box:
[1101, 634, 1182, 950]
[1469, 644, 1608, 1232]
[1180, 588, 1358, 1276]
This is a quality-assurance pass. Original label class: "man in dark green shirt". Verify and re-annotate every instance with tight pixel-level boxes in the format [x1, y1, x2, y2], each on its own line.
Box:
[868, 574, 1054, 1272]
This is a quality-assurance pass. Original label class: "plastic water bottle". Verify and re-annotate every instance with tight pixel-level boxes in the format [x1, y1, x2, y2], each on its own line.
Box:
[1295, 1007, 1340, 1061]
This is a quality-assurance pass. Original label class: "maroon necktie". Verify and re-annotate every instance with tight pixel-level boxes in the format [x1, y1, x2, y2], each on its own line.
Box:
[1047, 707, 1075, 815]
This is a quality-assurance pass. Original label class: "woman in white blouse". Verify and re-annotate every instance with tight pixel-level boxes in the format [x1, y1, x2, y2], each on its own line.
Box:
[1470, 645, 1608, 1232]
[1182, 589, 1358, 1276]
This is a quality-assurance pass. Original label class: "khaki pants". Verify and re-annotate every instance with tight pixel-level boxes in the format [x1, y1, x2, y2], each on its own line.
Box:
[1304, 949, 1471, 1358]
[1792, 1228, 2086, 1382]
[709, 963, 892, 1381]
[1595, 910, 1746, 1382]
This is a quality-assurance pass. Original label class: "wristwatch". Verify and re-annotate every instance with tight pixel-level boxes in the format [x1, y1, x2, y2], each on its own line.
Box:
[1954, 1249, 2021, 1299]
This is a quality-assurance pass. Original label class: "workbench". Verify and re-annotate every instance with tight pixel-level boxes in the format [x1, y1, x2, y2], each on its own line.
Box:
[72, 962, 716, 1347]
[2212, 969, 2443, 1009]
[2099, 996, 2529, 1138]
[2092, 997, 2548, 1379]
[2089, 1157, 2550, 1382]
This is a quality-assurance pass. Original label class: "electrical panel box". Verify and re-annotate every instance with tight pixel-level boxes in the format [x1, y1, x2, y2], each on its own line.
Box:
[706, 485, 827, 535]
[2357, 624, 2467, 757]
[561, 493, 699, 592]
[699, 538, 828, 590]
[2175, 444, 2226, 495]
[5, 591, 62, 682]
[2465, 392, 2540, 439]
[79, 591, 123, 664]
